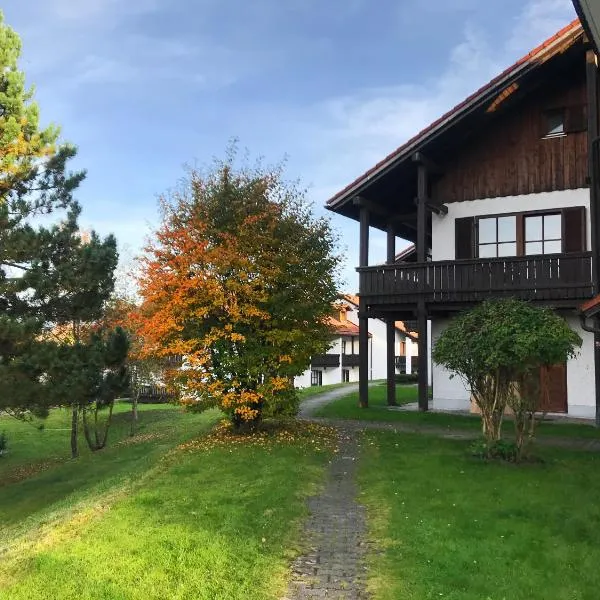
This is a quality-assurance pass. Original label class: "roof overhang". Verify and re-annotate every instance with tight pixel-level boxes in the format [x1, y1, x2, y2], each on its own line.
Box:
[573, 0, 600, 54]
[325, 20, 585, 237]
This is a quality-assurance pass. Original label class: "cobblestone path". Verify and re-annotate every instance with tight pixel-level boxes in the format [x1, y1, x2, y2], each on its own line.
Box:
[283, 430, 370, 600]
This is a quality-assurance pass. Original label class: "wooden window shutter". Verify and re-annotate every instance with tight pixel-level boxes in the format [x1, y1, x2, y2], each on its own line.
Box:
[562, 206, 586, 253]
[455, 217, 475, 259]
[565, 105, 587, 134]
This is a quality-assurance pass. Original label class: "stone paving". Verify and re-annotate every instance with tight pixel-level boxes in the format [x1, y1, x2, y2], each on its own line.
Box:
[283, 430, 370, 600]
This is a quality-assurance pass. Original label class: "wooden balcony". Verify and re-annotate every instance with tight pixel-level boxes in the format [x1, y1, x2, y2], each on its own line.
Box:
[311, 354, 340, 368]
[341, 354, 361, 368]
[359, 252, 594, 311]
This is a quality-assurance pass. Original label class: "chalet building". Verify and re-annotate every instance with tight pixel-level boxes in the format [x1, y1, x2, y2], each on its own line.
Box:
[295, 297, 418, 387]
[326, 19, 600, 420]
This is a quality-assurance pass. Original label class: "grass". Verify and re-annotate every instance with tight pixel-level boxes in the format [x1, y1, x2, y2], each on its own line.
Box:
[0, 405, 336, 599]
[359, 431, 600, 600]
[0, 404, 221, 531]
[0, 402, 173, 483]
[314, 383, 421, 421]
[315, 385, 600, 439]
[296, 381, 357, 400]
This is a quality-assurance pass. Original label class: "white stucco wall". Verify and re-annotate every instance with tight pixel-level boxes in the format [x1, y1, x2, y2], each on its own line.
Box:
[566, 315, 595, 418]
[431, 189, 591, 261]
[431, 319, 471, 411]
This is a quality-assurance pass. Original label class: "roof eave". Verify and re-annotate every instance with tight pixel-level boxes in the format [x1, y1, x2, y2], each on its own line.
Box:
[326, 64, 532, 212]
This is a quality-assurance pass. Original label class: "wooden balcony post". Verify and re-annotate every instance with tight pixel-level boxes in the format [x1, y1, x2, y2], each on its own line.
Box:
[386, 223, 397, 406]
[416, 161, 429, 411]
[358, 203, 370, 408]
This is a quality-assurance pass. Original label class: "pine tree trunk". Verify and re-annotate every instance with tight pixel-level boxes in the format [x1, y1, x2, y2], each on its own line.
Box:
[130, 390, 139, 437]
[81, 405, 97, 451]
[99, 401, 115, 449]
[70, 404, 79, 459]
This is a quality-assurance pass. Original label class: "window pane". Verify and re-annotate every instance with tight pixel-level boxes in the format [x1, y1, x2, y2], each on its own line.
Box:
[544, 240, 562, 254]
[544, 214, 561, 240]
[525, 242, 543, 255]
[497, 216, 516, 242]
[478, 218, 496, 244]
[546, 111, 564, 136]
[525, 216, 543, 241]
[478, 244, 497, 258]
[497, 243, 517, 257]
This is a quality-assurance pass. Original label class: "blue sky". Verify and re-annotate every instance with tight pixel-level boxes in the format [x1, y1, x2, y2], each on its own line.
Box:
[3, 0, 576, 289]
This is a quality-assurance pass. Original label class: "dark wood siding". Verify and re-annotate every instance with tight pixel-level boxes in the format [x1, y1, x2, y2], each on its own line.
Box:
[433, 76, 588, 203]
[563, 206, 586, 253]
[455, 217, 475, 259]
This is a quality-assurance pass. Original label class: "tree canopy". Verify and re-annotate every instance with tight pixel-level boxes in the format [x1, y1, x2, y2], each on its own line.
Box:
[433, 299, 581, 457]
[0, 12, 126, 450]
[135, 152, 342, 428]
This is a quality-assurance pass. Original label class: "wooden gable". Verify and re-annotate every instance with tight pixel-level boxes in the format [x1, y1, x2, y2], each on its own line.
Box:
[433, 67, 588, 204]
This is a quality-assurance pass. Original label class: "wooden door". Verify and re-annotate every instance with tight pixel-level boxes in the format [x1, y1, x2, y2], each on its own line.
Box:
[539, 364, 568, 413]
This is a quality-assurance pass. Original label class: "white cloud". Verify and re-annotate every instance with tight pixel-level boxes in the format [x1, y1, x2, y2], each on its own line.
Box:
[507, 0, 575, 55]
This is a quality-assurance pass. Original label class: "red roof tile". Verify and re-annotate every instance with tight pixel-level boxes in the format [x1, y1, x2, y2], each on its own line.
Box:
[327, 19, 583, 208]
[580, 295, 600, 315]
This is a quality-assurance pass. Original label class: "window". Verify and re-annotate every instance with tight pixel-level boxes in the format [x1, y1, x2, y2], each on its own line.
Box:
[541, 106, 586, 139]
[342, 369, 350, 383]
[543, 109, 565, 138]
[524, 213, 562, 255]
[460, 207, 585, 260]
[311, 370, 322, 387]
[341, 340, 347, 355]
[399, 340, 406, 356]
[477, 215, 517, 258]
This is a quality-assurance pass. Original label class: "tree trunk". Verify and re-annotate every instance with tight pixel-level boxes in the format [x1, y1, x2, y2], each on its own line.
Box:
[99, 401, 115, 449]
[81, 405, 96, 451]
[130, 389, 139, 437]
[70, 403, 79, 459]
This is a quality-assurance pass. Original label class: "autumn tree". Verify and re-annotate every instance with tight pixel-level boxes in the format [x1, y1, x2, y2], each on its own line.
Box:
[135, 151, 341, 429]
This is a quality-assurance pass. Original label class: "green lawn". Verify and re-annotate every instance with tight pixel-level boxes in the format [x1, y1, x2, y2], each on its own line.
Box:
[314, 383, 422, 421]
[359, 431, 600, 600]
[296, 381, 357, 400]
[315, 385, 600, 439]
[0, 406, 335, 599]
[0, 402, 177, 483]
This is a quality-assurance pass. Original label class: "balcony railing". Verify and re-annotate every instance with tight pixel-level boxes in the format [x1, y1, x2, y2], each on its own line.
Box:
[311, 354, 340, 368]
[358, 252, 593, 306]
[342, 354, 361, 368]
[395, 356, 407, 372]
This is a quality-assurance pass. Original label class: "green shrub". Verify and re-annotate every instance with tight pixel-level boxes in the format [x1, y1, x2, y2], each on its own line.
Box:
[0, 431, 7, 456]
[470, 438, 519, 462]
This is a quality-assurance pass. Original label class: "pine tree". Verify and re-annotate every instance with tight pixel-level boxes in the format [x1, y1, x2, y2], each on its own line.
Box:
[0, 12, 85, 418]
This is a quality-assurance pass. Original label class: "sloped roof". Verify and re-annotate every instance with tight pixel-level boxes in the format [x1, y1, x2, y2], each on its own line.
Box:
[395, 244, 416, 262]
[327, 19, 584, 211]
[327, 315, 363, 336]
[580, 295, 600, 317]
